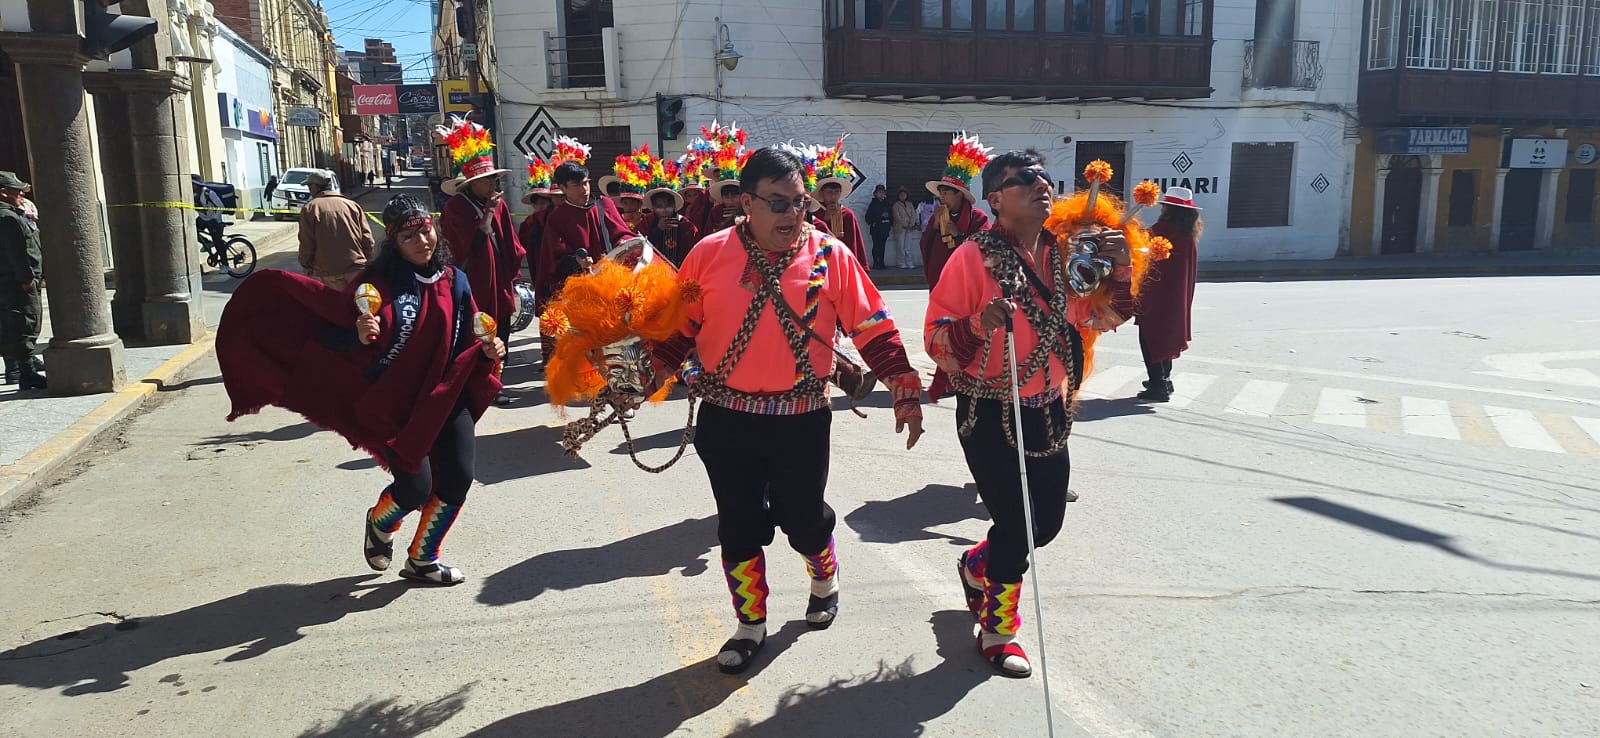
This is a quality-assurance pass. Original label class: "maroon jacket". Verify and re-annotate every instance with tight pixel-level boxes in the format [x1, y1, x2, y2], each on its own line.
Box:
[921, 203, 990, 288]
[217, 268, 499, 473]
[636, 212, 702, 266]
[441, 193, 525, 325]
[536, 196, 634, 297]
[1134, 220, 1199, 362]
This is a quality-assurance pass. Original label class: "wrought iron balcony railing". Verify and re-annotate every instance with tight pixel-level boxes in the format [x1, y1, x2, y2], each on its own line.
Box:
[1244, 39, 1322, 91]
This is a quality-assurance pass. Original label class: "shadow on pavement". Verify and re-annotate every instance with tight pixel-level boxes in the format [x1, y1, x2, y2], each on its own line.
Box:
[199, 420, 319, 445]
[153, 374, 226, 393]
[293, 684, 473, 738]
[845, 484, 987, 546]
[608, 426, 695, 456]
[0, 575, 408, 695]
[728, 611, 993, 736]
[473, 424, 591, 483]
[461, 621, 809, 737]
[477, 516, 717, 606]
[1072, 396, 1157, 422]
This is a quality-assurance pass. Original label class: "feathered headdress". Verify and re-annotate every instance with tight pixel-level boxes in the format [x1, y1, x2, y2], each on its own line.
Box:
[551, 135, 591, 167]
[701, 120, 749, 190]
[925, 131, 991, 202]
[539, 261, 701, 407]
[522, 155, 554, 204]
[1043, 160, 1169, 381]
[613, 145, 654, 199]
[435, 115, 508, 183]
[645, 156, 686, 209]
[812, 135, 855, 197]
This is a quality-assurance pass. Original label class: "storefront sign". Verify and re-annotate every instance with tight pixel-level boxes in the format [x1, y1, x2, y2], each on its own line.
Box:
[1506, 138, 1568, 169]
[285, 107, 322, 127]
[440, 79, 474, 113]
[216, 93, 277, 140]
[1377, 127, 1470, 155]
[353, 85, 398, 115]
[396, 84, 439, 114]
[1574, 143, 1597, 165]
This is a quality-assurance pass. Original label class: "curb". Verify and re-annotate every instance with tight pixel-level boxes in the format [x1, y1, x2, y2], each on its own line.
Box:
[0, 334, 217, 511]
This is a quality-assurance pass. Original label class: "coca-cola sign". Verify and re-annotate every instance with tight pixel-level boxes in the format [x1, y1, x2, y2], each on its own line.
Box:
[353, 85, 398, 115]
[396, 84, 440, 114]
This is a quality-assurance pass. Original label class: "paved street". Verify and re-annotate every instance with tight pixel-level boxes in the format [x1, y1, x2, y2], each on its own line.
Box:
[1, 275, 1596, 737]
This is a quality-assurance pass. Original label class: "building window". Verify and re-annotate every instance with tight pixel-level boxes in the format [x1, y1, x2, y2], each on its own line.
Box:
[1447, 170, 1477, 227]
[1075, 141, 1129, 197]
[1015, 0, 1037, 31]
[1452, 0, 1498, 71]
[1587, 0, 1600, 75]
[1499, 0, 1546, 73]
[1160, 0, 1201, 35]
[1543, 0, 1584, 74]
[1105, 0, 1127, 34]
[1405, 0, 1454, 69]
[1368, 0, 1400, 69]
[1043, 0, 1094, 32]
[1228, 142, 1294, 228]
[1185, 0, 1204, 34]
[860, 0, 916, 28]
[1566, 169, 1596, 223]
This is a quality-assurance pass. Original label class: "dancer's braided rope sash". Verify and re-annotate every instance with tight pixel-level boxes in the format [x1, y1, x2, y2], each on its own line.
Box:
[949, 230, 1081, 458]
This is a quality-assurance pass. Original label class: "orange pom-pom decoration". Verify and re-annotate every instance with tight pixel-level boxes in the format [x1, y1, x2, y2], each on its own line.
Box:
[1083, 160, 1114, 185]
[540, 307, 572, 337]
[679, 280, 703, 305]
[1149, 236, 1174, 260]
[1133, 180, 1162, 208]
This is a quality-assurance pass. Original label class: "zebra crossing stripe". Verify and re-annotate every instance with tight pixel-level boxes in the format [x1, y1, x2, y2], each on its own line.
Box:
[1400, 397, 1461, 440]
[1225, 380, 1288, 418]
[1313, 389, 1368, 428]
[1575, 417, 1600, 447]
[1165, 373, 1217, 409]
[1483, 406, 1566, 454]
[1078, 365, 1145, 398]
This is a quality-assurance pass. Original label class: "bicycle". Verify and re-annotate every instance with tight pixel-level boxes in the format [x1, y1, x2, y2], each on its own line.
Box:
[199, 230, 258, 278]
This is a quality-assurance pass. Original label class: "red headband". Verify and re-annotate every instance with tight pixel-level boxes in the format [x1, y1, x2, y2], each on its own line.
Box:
[388, 214, 431, 237]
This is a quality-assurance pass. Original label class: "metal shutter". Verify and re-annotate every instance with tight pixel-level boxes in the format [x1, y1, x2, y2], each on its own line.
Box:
[887, 131, 956, 201]
[1227, 142, 1294, 228]
[557, 125, 632, 178]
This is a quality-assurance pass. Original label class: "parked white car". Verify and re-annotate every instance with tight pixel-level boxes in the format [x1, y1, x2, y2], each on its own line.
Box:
[270, 168, 339, 220]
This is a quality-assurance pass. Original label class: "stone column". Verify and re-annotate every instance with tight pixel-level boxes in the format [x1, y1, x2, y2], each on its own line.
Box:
[84, 73, 149, 340]
[0, 33, 126, 393]
[123, 69, 207, 345]
[1419, 158, 1444, 254]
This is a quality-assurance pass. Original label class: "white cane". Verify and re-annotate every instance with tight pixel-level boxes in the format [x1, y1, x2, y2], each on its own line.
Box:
[1000, 283, 1056, 737]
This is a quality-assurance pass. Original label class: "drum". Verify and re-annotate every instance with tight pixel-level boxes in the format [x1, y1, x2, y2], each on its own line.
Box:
[509, 281, 537, 333]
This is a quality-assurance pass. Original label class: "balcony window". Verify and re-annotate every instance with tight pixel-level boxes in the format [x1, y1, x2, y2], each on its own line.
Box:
[1106, 0, 1127, 34]
[1451, 0, 1498, 71]
[1368, 0, 1400, 69]
[1542, 0, 1584, 74]
[1405, 0, 1454, 69]
[986, 0, 1007, 30]
[1498, 0, 1546, 73]
[922, 0, 975, 30]
[1586, 0, 1600, 75]
[1015, 0, 1037, 31]
[1130, 0, 1151, 34]
[1045, 0, 1094, 32]
[859, 0, 915, 29]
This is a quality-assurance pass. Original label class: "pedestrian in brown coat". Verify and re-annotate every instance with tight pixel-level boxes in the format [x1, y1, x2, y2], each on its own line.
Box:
[298, 171, 376, 290]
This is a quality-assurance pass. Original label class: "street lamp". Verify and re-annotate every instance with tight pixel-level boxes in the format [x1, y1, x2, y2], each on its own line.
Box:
[715, 22, 742, 72]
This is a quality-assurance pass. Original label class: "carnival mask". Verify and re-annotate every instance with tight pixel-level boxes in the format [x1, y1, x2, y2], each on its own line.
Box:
[597, 337, 655, 402]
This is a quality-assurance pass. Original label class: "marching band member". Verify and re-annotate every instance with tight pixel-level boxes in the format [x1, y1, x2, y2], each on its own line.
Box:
[536, 136, 635, 359]
[809, 137, 870, 272]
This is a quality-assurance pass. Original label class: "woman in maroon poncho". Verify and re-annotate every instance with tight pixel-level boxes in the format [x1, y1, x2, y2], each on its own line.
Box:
[217, 195, 506, 585]
[1135, 186, 1202, 402]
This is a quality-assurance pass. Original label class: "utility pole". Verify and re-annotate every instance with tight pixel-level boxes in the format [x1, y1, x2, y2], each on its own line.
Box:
[463, 0, 480, 99]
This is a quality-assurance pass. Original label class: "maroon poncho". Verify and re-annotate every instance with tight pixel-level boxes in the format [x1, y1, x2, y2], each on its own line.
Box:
[517, 208, 549, 283]
[441, 193, 525, 326]
[1134, 221, 1199, 362]
[636, 212, 701, 266]
[217, 269, 500, 473]
[681, 193, 713, 235]
[535, 196, 634, 299]
[813, 206, 870, 273]
[920, 203, 990, 288]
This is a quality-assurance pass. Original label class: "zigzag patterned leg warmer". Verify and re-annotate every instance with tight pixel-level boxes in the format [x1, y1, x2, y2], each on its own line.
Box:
[723, 553, 770, 625]
[407, 496, 462, 563]
[803, 536, 839, 583]
[368, 488, 411, 541]
[982, 579, 1022, 636]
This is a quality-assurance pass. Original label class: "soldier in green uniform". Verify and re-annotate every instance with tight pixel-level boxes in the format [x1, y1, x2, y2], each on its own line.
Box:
[0, 171, 46, 390]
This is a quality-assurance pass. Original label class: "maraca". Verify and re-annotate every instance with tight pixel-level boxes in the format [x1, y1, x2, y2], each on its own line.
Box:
[472, 312, 501, 377]
[354, 283, 382, 342]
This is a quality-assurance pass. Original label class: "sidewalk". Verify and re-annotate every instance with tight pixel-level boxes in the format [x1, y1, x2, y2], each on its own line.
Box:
[869, 249, 1600, 286]
[0, 221, 299, 508]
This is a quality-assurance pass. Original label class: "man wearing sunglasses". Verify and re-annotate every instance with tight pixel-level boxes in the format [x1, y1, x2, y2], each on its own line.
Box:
[649, 146, 925, 676]
[924, 150, 1134, 679]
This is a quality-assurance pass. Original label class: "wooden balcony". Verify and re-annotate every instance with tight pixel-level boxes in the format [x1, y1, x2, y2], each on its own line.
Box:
[824, 28, 1213, 101]
[1360, 68, 1600, 125]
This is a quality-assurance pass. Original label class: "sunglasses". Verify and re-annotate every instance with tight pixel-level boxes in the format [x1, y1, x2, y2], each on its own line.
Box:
[999, 168, 1052, 190]
[756, 195, 809, 214]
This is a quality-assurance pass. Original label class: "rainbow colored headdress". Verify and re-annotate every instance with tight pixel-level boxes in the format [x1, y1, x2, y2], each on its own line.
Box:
[522, 155, 553, 204]
[612, 145, 654, 200]
[925, 131, 992, 202]
[645, 157, 685, 209]
[812, 135, 855, 197]
[435, 115, 508, 183]
[698, 120, 749, 191]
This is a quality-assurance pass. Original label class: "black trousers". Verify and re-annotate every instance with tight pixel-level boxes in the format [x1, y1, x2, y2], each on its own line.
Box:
[870, 227, 891, 267]
[955, 394, 1072, 584]
[0, 289, 40, 362]
[695, 403, 834, 563]
[1138, 328, 1173, 385]
[381, 399, 476, 508]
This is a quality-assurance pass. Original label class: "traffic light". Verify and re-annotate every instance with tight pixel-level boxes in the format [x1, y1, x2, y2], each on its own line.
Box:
[656, 94, 685, 142]
[82, 0, 159, 60]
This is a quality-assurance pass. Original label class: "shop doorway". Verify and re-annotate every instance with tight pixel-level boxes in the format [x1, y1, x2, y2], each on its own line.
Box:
[1380, 156, 1422, 254]
[1498, 169, 1542, 251]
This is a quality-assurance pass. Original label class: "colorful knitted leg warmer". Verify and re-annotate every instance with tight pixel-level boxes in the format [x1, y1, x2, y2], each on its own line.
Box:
[407, 496, 462, 563]
[369, 487, 410, 539]
[982, 579, 1022, 636]
[963, 539, 990, 583]
[723, 553, 770, 625]
[803, 537, 839, 582]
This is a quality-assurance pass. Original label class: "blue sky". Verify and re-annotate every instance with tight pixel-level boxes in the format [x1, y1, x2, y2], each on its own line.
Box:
[322, 0, 438, 82]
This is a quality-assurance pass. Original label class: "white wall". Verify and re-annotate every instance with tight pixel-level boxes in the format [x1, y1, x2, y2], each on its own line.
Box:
[491, 0, 1362, 261]
[213, 25, 279, 211]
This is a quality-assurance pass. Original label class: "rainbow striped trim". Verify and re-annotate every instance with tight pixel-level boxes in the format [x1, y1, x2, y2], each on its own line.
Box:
[723, 554, 769, 624]
[408, 497, 462, 562]
[370, 489, 408, 534]
[704, 391, 831, 416]
[983, 580, 1022, 636]
[804, 537, 839, 581]
[802, 239, 833, 330]
[851, 309, 889, 338]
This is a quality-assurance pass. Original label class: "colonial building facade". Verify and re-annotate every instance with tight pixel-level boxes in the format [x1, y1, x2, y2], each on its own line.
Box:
[491, 0, 1361, 261]
[1353, 0, 1600, 256]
